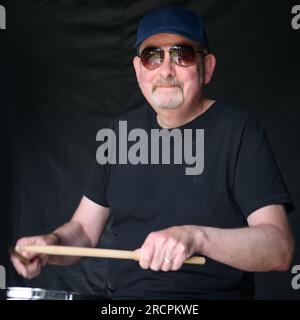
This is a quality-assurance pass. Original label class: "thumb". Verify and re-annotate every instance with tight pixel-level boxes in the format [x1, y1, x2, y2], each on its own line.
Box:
[133, 248, 141, 261]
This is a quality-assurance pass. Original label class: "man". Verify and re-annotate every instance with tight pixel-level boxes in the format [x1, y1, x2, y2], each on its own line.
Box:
[11, 5, 294, 299]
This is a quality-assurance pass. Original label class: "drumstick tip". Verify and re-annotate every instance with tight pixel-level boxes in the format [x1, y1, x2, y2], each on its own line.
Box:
[15, 245, 23, 252]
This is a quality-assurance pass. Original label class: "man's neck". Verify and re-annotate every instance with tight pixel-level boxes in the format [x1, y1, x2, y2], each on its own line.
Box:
[156, 98, 214, 129]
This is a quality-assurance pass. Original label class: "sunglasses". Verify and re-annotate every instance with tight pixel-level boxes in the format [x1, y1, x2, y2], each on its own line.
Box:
[139, 44, 205, 70]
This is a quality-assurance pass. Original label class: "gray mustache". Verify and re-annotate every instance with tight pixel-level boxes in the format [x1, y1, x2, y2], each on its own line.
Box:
[153, 78, 183, 90]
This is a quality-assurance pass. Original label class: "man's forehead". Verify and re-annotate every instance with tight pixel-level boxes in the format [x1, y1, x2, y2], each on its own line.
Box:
[139, 33, 199, 50]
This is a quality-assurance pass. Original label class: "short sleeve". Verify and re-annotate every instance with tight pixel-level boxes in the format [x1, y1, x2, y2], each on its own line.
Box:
[83, 162, 110, 208]
[233, 120, 294, 218]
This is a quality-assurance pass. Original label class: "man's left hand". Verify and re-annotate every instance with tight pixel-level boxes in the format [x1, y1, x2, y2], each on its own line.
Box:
[136, 225, 203, 271]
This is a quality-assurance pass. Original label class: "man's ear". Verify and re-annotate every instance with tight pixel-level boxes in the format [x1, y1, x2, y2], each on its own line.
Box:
[204, 54, 216, 85]
[133, 56, 141, 84]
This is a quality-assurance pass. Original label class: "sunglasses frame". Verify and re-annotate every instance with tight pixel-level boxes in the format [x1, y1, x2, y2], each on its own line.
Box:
[138, 44, 207, 70]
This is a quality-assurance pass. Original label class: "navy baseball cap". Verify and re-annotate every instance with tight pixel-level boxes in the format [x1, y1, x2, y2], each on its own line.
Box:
[134, 5, 210, 51]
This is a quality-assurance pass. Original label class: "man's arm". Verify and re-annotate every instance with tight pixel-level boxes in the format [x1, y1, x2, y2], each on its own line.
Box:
[198, 204, 294, 272]
[138, 204, 294, 272]
[48, 196, 110, 264]
[11, 196, 110, 278]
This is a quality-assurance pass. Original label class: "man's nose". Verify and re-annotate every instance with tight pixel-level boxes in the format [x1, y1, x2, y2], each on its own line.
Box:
[159, 52, 176, 78]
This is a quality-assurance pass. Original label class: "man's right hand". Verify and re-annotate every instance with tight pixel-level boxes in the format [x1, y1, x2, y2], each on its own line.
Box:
[10, 196, 111, 279]
[10, 233, 59, 279]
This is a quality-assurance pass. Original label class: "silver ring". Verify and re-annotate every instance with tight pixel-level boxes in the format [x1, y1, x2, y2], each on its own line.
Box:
[163, 256, 173, 264]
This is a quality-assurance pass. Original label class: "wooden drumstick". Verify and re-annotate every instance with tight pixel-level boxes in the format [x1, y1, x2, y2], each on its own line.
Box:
[19, 245, 206, 265]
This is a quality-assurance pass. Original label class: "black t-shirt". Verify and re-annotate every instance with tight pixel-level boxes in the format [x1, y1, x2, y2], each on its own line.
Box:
[84, 100, 294, 299]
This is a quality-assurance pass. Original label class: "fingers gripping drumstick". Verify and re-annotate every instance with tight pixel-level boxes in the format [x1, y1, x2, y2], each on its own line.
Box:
[9, 248, 31, 265]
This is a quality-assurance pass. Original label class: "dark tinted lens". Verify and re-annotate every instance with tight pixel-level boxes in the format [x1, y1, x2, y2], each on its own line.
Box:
[170, 45, 196, 66]
[140, 47, 164, 70]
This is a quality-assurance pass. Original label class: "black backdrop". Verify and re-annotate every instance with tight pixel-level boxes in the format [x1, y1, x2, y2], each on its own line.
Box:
[0, 0, 299, 299]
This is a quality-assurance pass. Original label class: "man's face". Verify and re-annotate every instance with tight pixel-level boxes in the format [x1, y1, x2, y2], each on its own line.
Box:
[133, 33, 207, 113]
